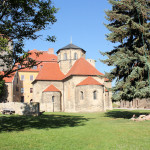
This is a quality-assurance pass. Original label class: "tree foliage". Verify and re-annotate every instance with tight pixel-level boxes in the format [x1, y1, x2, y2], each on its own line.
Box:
[0, 0, 57, 79]
[0, 79, 4, 98]
[101, 0, 150, 101]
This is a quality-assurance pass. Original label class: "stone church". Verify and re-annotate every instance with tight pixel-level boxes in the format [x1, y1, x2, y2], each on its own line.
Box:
[2, 43, 112, 112]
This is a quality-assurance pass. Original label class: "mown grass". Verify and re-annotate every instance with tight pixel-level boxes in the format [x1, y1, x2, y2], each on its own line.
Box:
[0, 109, 150, 150]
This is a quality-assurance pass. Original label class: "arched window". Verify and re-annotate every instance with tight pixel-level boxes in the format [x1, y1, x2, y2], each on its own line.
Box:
[64, 53, 67, 60]
[93, 91, 97, 100]
[80, 91, 84, 100]
[52, 96, 55, 103]
[74, 53, 78, 60]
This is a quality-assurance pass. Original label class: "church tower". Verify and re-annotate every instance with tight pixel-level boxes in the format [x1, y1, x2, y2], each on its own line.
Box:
[57, 43, 86, 74]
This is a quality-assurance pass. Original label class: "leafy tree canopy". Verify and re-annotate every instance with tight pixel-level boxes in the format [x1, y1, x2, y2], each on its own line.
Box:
[0, 0, 57, 79]
[101, 0, 150, 101]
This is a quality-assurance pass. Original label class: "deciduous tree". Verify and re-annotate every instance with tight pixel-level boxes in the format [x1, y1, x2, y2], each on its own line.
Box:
[0, 0, 57, 80]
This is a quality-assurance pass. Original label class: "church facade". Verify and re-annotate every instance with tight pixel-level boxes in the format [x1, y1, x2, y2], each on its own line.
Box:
[2, 43, 112, 112]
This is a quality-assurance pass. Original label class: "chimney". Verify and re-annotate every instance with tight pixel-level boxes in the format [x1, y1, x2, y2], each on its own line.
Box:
[48, 48, 54, 54]
[87, 59, 96, 67]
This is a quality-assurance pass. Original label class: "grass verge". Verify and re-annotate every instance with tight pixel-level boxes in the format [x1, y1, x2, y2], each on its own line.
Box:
[0, 109, 150, 150]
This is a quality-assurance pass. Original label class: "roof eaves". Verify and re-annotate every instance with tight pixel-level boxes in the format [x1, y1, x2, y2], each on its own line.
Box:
[76, 84, 104, 87]
[56, 48, 86, 54]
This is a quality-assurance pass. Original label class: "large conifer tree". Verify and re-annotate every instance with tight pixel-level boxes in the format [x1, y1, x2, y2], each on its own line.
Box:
[101, 0, 150, 101]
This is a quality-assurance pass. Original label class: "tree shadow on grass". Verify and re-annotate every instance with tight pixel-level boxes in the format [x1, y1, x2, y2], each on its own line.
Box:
[105, 110, 150, 119]
[0, 114, 89, 132]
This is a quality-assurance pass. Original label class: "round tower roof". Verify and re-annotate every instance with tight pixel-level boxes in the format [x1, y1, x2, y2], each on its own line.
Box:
[56, 43, 86, 54]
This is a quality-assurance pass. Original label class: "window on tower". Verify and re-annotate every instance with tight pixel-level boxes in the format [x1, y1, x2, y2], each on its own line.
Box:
[64, 53, 67, 60]
[74, 53, 78, 60]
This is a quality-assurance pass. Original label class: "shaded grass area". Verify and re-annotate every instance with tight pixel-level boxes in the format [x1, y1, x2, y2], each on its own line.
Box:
[0, 113, 89, 132]
[105, 109, 150, 119]
[0, 110, 150, 150]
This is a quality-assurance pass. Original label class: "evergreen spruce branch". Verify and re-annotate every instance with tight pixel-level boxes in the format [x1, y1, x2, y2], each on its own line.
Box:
[109, 0, 133, 11]
[105, 10, 130, 22]
[101, 0, 150, 101]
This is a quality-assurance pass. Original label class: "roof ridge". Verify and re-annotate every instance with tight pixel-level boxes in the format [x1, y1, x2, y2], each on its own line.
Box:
[65, 57, 104, 78]
[76, 76, 103, 86]
[56, 43, 86, 54]
[35, 62, 65, 81]
[43, 84, 60, 92]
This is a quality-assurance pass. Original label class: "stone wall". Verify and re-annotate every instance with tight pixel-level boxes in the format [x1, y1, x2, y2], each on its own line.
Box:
[0, 102, 39, 115]
[103, 81, 112, 110]
[58, 49, 85, 74]
[63, 75, 112, 112]
[75, 85, 104, 112]
[105, 91, 112, 110]
[42, 91, 61, 112]
[119, 99, 150, 109]
[87, 59, 95, 67]
[32, 76, 112, 112]
[33, 81, 63, 103]
[40, 103, 60, 112]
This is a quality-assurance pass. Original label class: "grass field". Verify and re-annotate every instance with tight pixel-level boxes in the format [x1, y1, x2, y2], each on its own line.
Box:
[0, 109, 150, 150]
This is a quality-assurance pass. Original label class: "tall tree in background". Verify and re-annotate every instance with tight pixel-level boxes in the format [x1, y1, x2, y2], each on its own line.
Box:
[101, 0, 150, 101]
[0, 0, 57, 80]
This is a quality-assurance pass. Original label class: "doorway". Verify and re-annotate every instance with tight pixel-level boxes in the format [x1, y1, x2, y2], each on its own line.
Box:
[21, 96, 24, 102]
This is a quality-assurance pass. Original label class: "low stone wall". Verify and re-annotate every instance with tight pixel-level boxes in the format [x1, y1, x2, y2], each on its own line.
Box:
[114, 99, 150, 109]
[0, 102, 39, 115]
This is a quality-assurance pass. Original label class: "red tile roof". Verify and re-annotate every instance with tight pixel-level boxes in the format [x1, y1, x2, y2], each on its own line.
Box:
[43, 84, 60, 92]
[18, 49, 57, 72]
[77, 76, 103, 86]
[2, 72, 16, 83]
[18, 62, 44, 72]
[66, 57, 104, 78]
[28, 49, 57, 62]
[0, 71, 4, 76]
[35, 62, 65, 81]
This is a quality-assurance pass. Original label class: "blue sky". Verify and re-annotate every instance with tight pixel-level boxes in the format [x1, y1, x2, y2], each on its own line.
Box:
[24, 0, 114, 75]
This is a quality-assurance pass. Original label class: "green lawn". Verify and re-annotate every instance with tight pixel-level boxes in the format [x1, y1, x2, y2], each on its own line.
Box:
[0, 109, 150, 150]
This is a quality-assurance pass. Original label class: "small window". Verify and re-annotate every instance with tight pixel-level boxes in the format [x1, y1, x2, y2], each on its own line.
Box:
[32, 65, 37, 69]
[64, 53, 67, 60]
[17, 78, 18, 84]
[21, 75, 24, 81]
[21, 88, 24, 93]
[93, 91, 97, 100]
[80, 91, 84, 100]
[30, 75, 33, 81]
[21, 96, 24, 102]
[52, 96, 55, 102]
[30, 88, 33, 93]
[74, 53, 78, 60]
